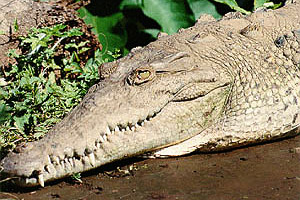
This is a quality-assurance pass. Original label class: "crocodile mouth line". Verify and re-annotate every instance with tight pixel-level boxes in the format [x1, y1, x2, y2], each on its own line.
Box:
[12, 110, 162, 187]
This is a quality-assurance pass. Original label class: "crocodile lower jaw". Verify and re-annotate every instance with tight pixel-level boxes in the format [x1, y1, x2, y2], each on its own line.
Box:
[7, 110, 162, 187]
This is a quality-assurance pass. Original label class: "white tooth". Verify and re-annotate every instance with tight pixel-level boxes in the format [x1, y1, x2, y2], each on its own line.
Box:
[106, 126, 111, 135]
[115, 126, 120, 132]
[65, 161, 72, 171]
[135, 123, 139, 127]
[69, 158, 74, 167]
[111, 131, 115, 134]
[126, 126, 130, 131]
[44, 165, 50, 173]
[88, 153, 96, 166]
[47, 155, 52, 164]
[55, 163, 63, 172]
[82, 156, 89, 165]
[131, 126, 135, 131]
[99, 135, 105, 143]
[103, 134, 107, 141]
[141, 121, 145, 126]
[61, 161, 65, 169]
[121, 128, 125, 132]
[47, 164, 56, 175]
[53, 156, 59, 164]
[72, 158, 76, 167]
[25, 178, 36, 185]
[38, 174, 45, 187]
[96, 142, 101, 149]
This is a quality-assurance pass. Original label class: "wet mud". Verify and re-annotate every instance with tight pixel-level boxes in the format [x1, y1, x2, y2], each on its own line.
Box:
[1, 135, 300, 200]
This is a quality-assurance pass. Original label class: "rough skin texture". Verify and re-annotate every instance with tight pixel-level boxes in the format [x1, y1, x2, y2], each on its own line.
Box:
[2, 2, 300, 187]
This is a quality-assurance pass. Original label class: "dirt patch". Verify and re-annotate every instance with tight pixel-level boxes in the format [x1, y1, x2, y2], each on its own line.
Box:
[1, 136, 300, 200]
[0, 0, 100, 69]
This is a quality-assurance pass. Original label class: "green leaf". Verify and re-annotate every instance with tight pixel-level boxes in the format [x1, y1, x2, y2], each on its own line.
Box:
[188, 0, 222, 20]
[78, 47, 90, 54]
[142, 28, 160, 38]
[48, 72, 56, 84]
[65, 43, 78, 49]
[254, 0, 267, 10]
[77, 41, 89, 48]
[78, 8, 127, 52]
[119, 0, 142, 9]
[14, 18, 19, 32]
[0, 102, 12, 123]
[140, 0, 194, 34]
[213, 0, 251, 14]
[14, 115, 31, 132]
[63, 28, 83, 37]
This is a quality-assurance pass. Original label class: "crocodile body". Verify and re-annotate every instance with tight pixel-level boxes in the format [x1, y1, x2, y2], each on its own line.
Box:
[2, 3, 300, 187]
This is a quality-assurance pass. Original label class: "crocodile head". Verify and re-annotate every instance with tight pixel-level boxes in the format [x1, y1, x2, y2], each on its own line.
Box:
[0, 31, 231, 186]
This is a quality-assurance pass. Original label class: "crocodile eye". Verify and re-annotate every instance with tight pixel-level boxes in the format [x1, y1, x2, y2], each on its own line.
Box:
[137, 70, 151, 80]
[127, 67, 154, 85]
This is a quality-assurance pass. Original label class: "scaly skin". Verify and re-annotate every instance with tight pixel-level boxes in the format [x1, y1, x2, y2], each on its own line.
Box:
[2, 2, 300, 187]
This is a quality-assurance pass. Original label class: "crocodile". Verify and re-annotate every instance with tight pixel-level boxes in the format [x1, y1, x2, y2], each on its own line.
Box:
[2, 2, 300, 187]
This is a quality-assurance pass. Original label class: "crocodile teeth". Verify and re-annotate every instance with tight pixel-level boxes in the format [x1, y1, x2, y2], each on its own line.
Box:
[126, 126, 130, 131]
[47, 164, 56, 174]
[69, 158, 74, 167]
[65, 160, 72, 171]
[96, 142, 101, 149]
[103, 134, 107, 141]
[106, 126, 111, 135]
[99, 135, 105, 143]
[47, 155, 52, 164]
[72, 158, 76, 167]
[53, 156, 59, 164]
[61, 161, 65, 169]
[82, 156, 89, 165]
[131, 126, 136, 131]
[44, 165, 51, 173]
[38, 174, 45, 187]
[88, 153, 96, 166]
[114, 126, 120, 132]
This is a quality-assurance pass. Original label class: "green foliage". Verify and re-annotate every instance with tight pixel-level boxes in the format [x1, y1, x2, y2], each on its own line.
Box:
[121, 0, 194, 34]
[78, 0, 282, 54]
[214, 0, 251, 14]
[0, 24, 117, 151]
[77, 8, 128, 56]
[187, 0, 222, 20]
[71, 172, 82, 183]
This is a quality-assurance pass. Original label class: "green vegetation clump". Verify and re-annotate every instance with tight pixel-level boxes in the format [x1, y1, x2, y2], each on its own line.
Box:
[78, 0, 282, 54]
[0, 24, 119, 152]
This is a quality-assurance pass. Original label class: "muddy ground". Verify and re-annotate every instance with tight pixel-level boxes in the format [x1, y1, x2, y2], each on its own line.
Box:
[0, 135, 300, 200]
